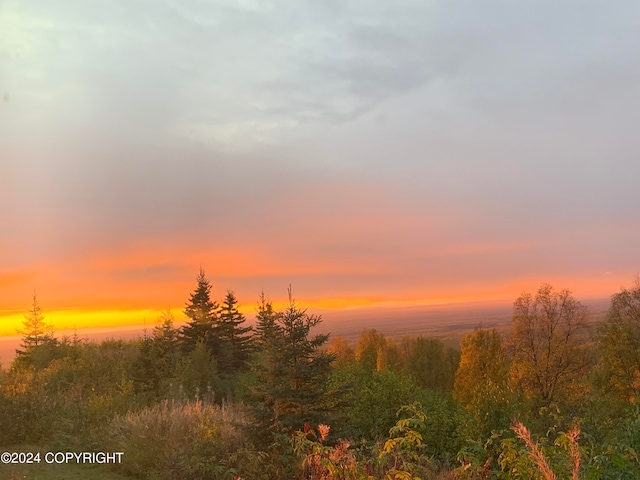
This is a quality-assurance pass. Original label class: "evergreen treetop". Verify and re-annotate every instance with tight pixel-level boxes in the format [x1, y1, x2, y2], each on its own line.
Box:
[180, 268, 219, 353]
[16, 291, 55, 358]
[184, 268, 218, 324]
[217, 290, 253, 373]
[254, 290, 280, 346]
[153, 309, 178, 343]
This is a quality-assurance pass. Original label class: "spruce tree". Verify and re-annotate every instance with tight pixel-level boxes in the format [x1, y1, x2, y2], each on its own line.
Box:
[180, 268, 219, 354]
[217, 290, 253, 374]
[153, 309, 180, 384]
[16, 291, 55, 359]
[251, 287, 335, 436]
[132, 311, 181, 400]
[133, 334, 161, 399]
[154, 309, 179, 344]
[254, 290, 280, 346]
[177, 340, 219, 401]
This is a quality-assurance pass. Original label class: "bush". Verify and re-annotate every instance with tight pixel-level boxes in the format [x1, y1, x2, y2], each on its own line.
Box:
[330, 364, 469, 462]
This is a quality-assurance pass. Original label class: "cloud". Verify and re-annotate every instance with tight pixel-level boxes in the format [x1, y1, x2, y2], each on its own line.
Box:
[2, 0, 639, 316]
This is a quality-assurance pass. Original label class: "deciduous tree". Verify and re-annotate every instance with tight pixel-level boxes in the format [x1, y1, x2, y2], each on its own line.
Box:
[355, 329, 396, 371]
[510, 284, 589, 410]
[598, 278, 640, 403]
[405, 336, 459, 393]
[454, 329, 513, 435]
[327, 337, 355, 365]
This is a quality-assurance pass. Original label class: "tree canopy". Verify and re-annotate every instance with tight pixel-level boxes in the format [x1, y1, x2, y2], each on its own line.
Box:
[510, 283, 589, 410]
[598, 278, 640, 402]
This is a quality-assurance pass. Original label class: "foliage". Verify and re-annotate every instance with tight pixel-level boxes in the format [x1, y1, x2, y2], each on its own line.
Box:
[291, 424, 373, 480]
[454, 329, 515, 438]
[327, 337, 356, 365]
[152, 309, 180, 376]
[0, 338, 140, 448]
[180, 272, 255, 400]
[378, 403, 434, 479]
[330, 364, 419, 440]
[131, 309, 181, 401]
[287, 406, 454, 480]
[405, 337, 459, 394]
[510, 284, 590, 412]
[331, 363, 468, 461]
[355, 329, 400, 372]
[457, 420, 640, 479]
[597, 278, 640, 403]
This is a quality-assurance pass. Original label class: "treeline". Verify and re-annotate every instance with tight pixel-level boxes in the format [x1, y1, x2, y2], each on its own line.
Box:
[1, 274, 640, 479]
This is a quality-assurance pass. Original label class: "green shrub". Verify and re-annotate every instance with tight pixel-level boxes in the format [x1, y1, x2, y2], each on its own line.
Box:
[331, 364, 469, 462]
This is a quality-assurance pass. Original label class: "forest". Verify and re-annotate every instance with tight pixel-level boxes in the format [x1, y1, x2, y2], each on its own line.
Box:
[1, 270, 640, 479]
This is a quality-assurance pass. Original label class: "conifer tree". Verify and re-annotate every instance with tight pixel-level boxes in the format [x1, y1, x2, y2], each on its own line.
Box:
[251, 287, 335, 435]
[154, 309, 179, 344]
[254, 290, 280, 346]
[217, 290, 253, 374]
[180, 268, 219, 354]
[132, 311, 181, 399]
[16, 291, 55, 359]
[177, 340, 219, 401]
[153, 309, 180, 380]
[133, 333, 161, 398]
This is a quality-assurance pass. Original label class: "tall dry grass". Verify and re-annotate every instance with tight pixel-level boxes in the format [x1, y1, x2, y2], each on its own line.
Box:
[511, 421, 581, 480]
[566, 426, 581, 480]
[104, 399, 251, 480]
[511, 421, 557, 480]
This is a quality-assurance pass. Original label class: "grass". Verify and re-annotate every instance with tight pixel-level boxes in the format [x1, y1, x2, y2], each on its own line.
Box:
[103, 399, 251, 479]
[0, 446, 133, 480]
[511, 421, 582, 480]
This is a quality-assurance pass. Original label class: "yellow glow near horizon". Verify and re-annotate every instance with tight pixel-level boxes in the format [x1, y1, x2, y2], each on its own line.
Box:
[0, 278, 618, 337]
[0, 300, 303, 336]
[0, 308, 190, 337]
[0, 294, 500, 337]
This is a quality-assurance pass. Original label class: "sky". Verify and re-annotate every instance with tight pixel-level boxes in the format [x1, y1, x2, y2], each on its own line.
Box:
[1, 0, 639, 333]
